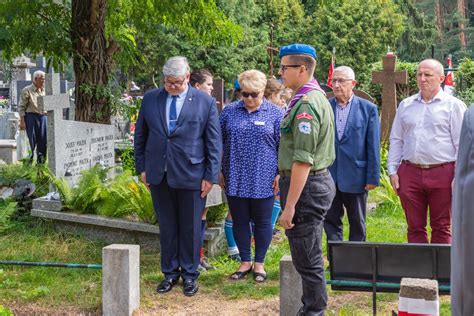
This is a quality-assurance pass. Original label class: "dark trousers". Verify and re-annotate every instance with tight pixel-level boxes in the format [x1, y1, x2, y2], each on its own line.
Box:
[226, 195, 274, 263]
[324, 187, 368, 241]
[397, 161, 454, 244]
[149, 174, 206, 280]
[24, 112, 47, 163]
[280, 171, 335, 315]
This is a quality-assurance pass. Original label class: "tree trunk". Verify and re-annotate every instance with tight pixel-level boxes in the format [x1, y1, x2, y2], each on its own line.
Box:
[435, 0, 444, 35]
[458, 0, 467, 49]
[71, 0, 118, 123]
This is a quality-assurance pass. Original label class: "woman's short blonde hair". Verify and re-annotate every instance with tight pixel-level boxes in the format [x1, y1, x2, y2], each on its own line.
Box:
[238, 70, 267, 92]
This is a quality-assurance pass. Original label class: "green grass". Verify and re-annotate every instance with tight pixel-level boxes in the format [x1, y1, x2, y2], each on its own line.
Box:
[0, 188, 451, 314]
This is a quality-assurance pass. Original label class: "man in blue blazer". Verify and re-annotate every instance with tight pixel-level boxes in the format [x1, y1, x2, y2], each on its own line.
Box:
[324, 66, 380, 241]
[134, 56, 222, 296]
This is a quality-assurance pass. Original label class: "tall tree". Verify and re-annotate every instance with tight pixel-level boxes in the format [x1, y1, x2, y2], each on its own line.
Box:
[127, 0, 307, 88]
[415, 0, 473, 61]
[0, 0, 241, 123]
[307, 0, 405, 80]
[395, 0, 437, 62]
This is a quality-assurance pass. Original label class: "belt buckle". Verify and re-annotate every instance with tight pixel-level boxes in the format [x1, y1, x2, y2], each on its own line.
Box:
[419, 164, 430, 169]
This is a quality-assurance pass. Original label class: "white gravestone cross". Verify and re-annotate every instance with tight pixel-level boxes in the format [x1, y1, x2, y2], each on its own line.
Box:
[38, 73, 115, 184]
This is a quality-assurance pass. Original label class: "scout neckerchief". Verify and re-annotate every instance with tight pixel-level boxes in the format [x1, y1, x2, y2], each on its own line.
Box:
[285, 78, 326, 118]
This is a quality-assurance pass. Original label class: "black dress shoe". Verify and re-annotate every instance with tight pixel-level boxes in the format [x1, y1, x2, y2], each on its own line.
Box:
[183, 279, 199, 296]
[156, 278, 179, 294]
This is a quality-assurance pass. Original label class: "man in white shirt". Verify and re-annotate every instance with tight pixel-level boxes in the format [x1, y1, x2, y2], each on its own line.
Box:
[388, 58, 466, 244]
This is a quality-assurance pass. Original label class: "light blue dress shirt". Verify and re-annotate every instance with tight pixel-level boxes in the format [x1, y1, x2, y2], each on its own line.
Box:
[335, 94, 354, 140]
[165, 86, 189, 131]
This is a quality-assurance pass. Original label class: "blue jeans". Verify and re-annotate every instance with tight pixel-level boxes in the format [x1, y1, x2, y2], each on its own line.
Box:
[226, 195, 274, 263]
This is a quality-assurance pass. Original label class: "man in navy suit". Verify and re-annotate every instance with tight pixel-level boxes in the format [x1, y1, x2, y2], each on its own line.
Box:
[134, 56, 222, 296]
[324, 66, 380, 241]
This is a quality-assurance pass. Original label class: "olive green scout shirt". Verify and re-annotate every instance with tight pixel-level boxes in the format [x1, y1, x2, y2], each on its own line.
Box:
[19, 84, 45, 117]
[278, 89, 335, 171]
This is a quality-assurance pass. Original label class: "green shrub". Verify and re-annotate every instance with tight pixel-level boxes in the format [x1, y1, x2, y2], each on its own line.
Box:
[373, 143, 403, 216]
[0, 199, 18, 233]
[100, 171, 155, 223]
[117, 146, 136, 175]
[67, 165, 109, 214]
[456, 58, 474, 105]
[207, 202, 228, 226]
[0, 304, 13, 316]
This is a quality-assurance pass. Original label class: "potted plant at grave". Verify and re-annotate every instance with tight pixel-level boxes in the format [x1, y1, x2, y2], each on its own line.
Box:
[0, 96, 9, 112]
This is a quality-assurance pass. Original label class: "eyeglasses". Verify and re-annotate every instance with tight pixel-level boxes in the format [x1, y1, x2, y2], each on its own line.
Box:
[279, 64, 302, 72]
[164, 78, 186, 88]
[241, 91, 261, 98]
[330, 78, 353, 85]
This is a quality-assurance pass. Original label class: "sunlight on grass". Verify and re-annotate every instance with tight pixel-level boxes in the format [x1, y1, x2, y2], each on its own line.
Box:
[0, 188, 450, 314]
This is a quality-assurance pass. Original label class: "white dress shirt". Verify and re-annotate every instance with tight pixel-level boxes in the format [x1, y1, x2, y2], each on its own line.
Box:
[387, 89, 467, 175]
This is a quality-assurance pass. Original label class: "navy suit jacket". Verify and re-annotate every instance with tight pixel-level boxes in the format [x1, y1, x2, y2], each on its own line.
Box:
[328, 95, 380, 194]
[134, 85, 222, 190]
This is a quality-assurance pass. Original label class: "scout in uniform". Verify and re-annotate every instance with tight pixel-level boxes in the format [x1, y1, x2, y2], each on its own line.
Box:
[278, 44, 336, 316]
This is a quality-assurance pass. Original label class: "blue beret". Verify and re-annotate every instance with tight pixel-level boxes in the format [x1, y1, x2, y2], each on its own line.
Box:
[233, 79, 240, 91]
[279, 44, 317, 59]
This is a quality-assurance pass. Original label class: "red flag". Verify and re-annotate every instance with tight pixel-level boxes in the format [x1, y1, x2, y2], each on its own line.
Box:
[326, 53, 335, 88]
[444, 56, 455, 95]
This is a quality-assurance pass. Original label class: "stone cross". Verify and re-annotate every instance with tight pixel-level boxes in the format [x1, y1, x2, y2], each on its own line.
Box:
[372, 54, 408, 142]
[212, 78, 225, 112]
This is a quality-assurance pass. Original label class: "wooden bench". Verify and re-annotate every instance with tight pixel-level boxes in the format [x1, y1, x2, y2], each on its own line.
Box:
[327, 241, 450, 315]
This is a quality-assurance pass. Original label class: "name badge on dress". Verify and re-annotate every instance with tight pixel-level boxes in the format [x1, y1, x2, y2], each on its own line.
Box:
[254, 121, 265, 126]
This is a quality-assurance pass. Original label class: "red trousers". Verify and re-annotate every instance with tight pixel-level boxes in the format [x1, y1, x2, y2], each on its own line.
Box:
[397, 161, 454, 244]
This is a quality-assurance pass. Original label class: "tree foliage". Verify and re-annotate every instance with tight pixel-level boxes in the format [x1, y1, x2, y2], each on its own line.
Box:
[394, 0, 438, 62]
[307, 0, 405, 80]
[129, 0, 307, 89]
[0, 0, 242, 122]
[415, 0, 474, 62]
[456, 58, 474, 105]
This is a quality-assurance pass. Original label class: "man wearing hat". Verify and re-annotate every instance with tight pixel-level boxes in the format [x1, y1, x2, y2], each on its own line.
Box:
[278, 43, 336, 315]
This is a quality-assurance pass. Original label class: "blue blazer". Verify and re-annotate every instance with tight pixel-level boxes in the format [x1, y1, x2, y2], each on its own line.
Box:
[134, 86, 222, 190]
[328, 95, 380, 194]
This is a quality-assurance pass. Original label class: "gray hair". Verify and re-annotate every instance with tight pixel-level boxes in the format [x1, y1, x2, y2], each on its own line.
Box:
[33, 70, 45, 80]
[163, 56, 190, 77]
[333, 66, 355, 80]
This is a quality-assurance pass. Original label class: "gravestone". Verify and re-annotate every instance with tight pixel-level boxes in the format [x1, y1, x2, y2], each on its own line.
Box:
[280, 255, 303, 315]
[10, 55, 36, 109]
[102, 244, 140, 316]
[398, 278, 439, 315]
[38, 73, 115, 184]
[372, 54, 408, 141]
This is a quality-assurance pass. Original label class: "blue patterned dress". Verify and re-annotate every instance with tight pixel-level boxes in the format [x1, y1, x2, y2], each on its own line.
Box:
[220, 99, 283, 199]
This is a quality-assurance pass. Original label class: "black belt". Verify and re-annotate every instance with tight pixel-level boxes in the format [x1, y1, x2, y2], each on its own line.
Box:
[280, 168, 327, 177]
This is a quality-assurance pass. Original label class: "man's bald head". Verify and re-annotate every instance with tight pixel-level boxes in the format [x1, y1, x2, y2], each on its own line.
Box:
[416, 58, 445, 101]
[418, 59, 444, 76]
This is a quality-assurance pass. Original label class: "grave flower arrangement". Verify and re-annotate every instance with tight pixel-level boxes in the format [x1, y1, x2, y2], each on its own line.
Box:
[0, 96, 9, 108]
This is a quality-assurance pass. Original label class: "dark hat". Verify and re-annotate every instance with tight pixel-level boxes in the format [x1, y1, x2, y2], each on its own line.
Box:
[279, 44, 317, 59]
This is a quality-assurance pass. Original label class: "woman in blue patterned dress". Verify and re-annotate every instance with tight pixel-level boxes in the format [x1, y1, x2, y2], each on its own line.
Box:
[220, 70, 283, 282]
